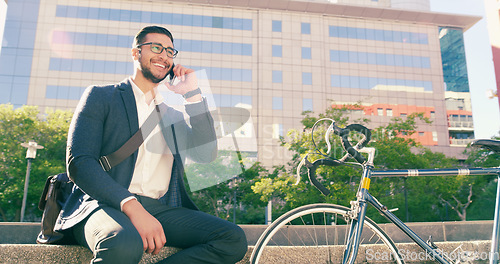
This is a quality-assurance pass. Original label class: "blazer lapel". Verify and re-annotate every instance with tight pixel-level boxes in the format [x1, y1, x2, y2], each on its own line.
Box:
[118, 79, 139, 137]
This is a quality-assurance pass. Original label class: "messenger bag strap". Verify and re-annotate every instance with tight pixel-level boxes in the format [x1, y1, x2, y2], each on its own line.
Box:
[99, 103, 167, 171]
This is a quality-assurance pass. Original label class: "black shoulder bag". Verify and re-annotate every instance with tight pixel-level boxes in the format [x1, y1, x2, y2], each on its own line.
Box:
[37, 104, 166, 244]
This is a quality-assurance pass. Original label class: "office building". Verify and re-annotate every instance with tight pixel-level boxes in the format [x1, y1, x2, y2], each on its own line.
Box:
[0, 0, 481, 166]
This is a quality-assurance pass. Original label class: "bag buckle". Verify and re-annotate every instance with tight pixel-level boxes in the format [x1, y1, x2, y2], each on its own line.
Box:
[99, 156, 111, 171]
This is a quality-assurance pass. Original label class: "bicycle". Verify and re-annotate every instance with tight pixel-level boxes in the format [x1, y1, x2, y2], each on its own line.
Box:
[250, 118, 500, 264]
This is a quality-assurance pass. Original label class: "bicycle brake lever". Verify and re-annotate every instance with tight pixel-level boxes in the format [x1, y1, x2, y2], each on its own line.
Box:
[325, 121, 334, 154]
[295, 155, 307, 185]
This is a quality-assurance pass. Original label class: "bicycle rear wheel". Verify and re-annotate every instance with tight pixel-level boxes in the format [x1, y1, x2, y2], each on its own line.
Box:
[250, 203, 403, 264]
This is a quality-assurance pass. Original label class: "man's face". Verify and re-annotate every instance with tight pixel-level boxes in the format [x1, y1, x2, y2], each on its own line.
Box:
[135, 33, 174, 84]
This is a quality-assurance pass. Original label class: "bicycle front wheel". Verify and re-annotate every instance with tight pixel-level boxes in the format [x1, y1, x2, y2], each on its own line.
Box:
[250, 203, 403, 264]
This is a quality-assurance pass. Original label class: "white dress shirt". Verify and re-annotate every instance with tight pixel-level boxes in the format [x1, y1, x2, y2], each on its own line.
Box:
[127, 78, 174, 199]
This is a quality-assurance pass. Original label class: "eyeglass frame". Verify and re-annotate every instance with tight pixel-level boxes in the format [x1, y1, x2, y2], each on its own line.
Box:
[136, 42, 179, 58]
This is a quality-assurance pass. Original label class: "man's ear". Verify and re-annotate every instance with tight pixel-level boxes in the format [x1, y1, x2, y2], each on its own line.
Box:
[132, 48, 141, 60]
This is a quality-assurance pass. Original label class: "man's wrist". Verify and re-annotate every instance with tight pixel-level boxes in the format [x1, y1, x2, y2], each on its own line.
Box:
[182, 87, 201, 99]
[120, 196, 137, 211]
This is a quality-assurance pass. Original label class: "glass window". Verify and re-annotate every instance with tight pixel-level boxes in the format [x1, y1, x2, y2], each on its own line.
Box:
[340, 75, 350, 88]
[241, 95, 252, 106]
[181, 14, 193, 26]
[356, 28, 366, 39]
[272, 70, 282, 83]
[10, 78, 29, 105]
[377, 108, 383, 116]
[302, 47, 311, 59]
[212, 17, 223, 28]
[328, 26, 337, 37]
[302, 72, 312, 85]
[349, 51, 358, 64]
[242, 44, 252, 56]
[193, 15, 203, 27]
[303, 98, 313, 112]
[69, 86, 83, 100]
[109, 9, 120, 20]
[220, 94, 231, 107]
[222, 42, 232, 54]
[46, 86, 58, 99]
[339, 51, 349, 62]
[387, 109, 393, 116]
[272, 45, 282, 57]
[57, 85, 69, 100]
[301, 22, 311, 34]
[272, 124, 283, 139]
[432, 131, 438, 142]
[272, 20, 282, 32]
[272, 97, 283, 110]
[338, 26, 348, 38]
[231, 69, 242, 82]
[242, 70, 252, 82]
[223, 17, 232, 29]
[330, 50, 339, 62]
[242, 19, 253, 30]
[358, 52, 367, 64]
[12, 55, 32, 76]
[232, 18, 243, 30]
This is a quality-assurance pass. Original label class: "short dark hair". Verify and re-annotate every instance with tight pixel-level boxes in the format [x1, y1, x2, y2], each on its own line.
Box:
[133, 25, 174, 47]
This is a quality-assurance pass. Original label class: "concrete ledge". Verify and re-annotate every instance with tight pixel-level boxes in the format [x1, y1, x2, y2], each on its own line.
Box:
[0, 241, 492, 263]
[0, 221, 495, 263]
[0, 221, 494, 244]
[0, 244, 251, 264]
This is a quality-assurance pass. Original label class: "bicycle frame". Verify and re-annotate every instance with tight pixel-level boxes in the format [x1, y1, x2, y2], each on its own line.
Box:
[344, 147, 500, 264]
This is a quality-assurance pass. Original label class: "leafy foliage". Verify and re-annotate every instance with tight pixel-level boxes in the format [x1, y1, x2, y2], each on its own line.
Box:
[251, 105, 499, 223]
[0, 104, 71, 221]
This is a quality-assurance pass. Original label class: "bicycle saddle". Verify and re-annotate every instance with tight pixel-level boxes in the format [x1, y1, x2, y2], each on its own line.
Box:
[471, 139, 500, 153]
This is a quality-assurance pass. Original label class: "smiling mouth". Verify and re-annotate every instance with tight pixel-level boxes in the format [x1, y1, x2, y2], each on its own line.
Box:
[153, 63, 166, 69]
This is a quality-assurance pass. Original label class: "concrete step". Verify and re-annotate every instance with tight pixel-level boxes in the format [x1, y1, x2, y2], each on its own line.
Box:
[0, 221, 495, 263]
[0, 241, 492, 263]
[0, 220, 494, 244]
[0, 244, 249, 264]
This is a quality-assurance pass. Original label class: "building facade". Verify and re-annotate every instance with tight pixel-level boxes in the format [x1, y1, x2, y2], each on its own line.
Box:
[0, 0, 480, 167]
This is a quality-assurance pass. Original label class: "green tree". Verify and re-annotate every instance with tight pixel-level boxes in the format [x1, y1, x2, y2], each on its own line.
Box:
[0, 104, 72, 221]
[251, 105, 494, 223]
[187, 150, 269, 224]
[460, 136, 500, 221]
[252, 105, 373, 219]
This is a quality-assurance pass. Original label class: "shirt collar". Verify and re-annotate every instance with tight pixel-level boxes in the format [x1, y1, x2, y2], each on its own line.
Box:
[129, 77, 165, 106]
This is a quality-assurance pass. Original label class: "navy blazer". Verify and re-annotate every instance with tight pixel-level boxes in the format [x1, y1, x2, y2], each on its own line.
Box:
[55, 79, 217, 231]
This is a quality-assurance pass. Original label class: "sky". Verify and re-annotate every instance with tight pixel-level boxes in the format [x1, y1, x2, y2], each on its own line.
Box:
[0, 0, 498, 138]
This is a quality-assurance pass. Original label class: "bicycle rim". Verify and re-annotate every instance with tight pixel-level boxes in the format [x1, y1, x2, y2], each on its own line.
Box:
[250, 203, 404, 264]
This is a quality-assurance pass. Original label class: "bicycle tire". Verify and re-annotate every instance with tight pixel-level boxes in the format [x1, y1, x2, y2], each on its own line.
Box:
[250, 203, 404, 264]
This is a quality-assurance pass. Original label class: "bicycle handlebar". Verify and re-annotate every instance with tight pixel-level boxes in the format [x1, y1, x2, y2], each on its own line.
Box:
[340, 124, 371, 164]
[304, 157, 342, 196]
[296, 119, 371, 195]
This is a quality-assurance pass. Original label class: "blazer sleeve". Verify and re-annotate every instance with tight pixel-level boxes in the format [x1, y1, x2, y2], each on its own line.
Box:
[66, 85, 134, 210]
[169, 97, 217, 163]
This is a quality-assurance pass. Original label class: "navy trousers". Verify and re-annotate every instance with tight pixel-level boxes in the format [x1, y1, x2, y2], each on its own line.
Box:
[72, 196, 248, 264]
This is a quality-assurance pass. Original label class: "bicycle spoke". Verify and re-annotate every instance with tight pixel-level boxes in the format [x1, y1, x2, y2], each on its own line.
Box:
[250, 204, 403, 264]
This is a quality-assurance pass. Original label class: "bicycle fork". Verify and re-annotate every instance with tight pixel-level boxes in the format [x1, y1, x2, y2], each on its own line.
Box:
[342, 167, 372, 264]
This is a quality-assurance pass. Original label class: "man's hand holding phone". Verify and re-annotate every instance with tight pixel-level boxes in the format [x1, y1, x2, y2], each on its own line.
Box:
[163, 64, 201, 102]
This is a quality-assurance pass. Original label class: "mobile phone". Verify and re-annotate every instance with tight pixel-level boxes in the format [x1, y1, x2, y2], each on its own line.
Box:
[167, 63, 175, 85]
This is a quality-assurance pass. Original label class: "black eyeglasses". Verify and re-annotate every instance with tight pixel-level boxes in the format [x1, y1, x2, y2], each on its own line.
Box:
[136, 42, 178, 58]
